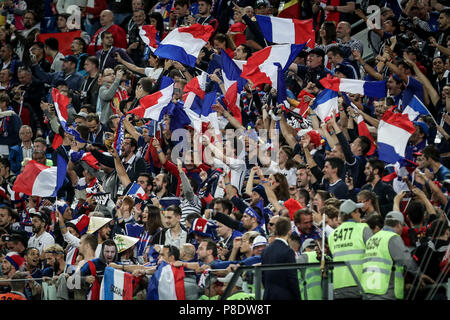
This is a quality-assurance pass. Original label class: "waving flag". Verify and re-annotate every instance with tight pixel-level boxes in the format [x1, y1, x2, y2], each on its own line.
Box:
[99, 267, 134, 300]
[36, 30, 82, 56]
[342, 93, 376, 156]
[114, 115, 125, 156]
[126, 182, 149, 201]
[402, 94, 432, 122]
[184, 72, 207, 100]
[277, 0, 300, 19]
[52, 88, 70, 126]
[320, 75, 387, 98]
[377, 109, 416, 164]
[241, 44, 306, 88]
[310, 89, 338, 122]
[147, 261, 186, 300]
[139, 25, 160, 50]
[128, 77, 174, 120]
[154, 24, 214, 67]
[256, 15, 315, 48]
[185, 92, 219, 133]
[69, 214, 90, 236]
[12, 154, 67, 197]
[221, 51, 246, 124]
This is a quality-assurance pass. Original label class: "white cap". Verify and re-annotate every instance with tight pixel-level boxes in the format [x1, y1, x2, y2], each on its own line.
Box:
[251, 235, 268, 250]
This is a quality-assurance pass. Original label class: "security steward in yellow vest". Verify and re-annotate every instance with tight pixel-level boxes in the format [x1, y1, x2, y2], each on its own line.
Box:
[218, 273, 256, 300]
[328, 199, 373, 299]
[296, 238, 323, 300]
[361, 211, 434, 300]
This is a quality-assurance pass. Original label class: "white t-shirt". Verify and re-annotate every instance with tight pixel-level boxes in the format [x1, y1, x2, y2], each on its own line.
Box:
[28, 232, 55, 254]
[51, 52, 65, 72]
[144, 67, 164, 80]
[267, 161, 297, 186]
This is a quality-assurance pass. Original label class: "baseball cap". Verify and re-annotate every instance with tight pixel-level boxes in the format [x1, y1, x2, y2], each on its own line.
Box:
[385, 211, 405, 225]
[30, 210, 50, 225]
[413, 121, 429, 137]
[251, 235, 268, 250]
[217, 272, 244, 288]
[254, 0, 270, 8]
[301, 238, 316, 252]
[61, 55, 78, 64]
[335, 63, 355, 79]
[74, 111, 88, 119]
[308, 48, 325, 59]
[339, 199, 363, 215]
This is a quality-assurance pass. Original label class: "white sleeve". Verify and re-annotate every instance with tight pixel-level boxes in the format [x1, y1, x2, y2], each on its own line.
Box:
[63, 231, 81, 248]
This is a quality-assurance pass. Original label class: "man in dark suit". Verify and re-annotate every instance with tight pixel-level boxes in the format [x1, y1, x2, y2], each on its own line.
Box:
[261, 216, 301, 300]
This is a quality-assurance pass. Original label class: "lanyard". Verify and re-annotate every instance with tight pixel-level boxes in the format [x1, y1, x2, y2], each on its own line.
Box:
[82, 76, 96, 93]
[100, 48, 112, 71]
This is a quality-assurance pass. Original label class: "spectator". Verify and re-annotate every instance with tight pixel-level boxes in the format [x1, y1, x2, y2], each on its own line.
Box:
[0, 93, 22, 156]
[87, 10, 127, 56]
[96, 31, 134, 72]
[261, 216, 301, 300]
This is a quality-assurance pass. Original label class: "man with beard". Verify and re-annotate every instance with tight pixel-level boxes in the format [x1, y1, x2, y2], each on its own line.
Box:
[27, 210, 55, 258]
[117, 136, 147, 195]
[42, 244, 66, 277]
[11, 10, 41, 66]
[80, 239, 118, 300]
[360, 159, 396, 217]
[86, 216, 113, 258]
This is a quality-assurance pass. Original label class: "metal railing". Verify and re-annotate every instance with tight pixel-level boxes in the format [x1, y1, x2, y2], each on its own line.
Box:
[220, 262, 450, 300]
[220, 261, 362, 300]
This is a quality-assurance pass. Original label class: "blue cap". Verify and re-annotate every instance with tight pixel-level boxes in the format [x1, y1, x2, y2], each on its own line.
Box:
[413, 121, 429, 137]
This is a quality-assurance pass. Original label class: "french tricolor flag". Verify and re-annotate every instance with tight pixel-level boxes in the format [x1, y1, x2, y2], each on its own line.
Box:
[52, 88, 69, 126]
[52, 88, 70, 150]
[320, 75, 387, 98]
[241, 43, 306, 88]
[402, 94, 432, 121]
[154, 23, 214, 67]
[147, 261, 186, 300]
[69, 214, 90, 236]
[99, 267, 134, 300]
[256, 15, 315, 49]
[126, 182, 149, 201]
[128, 77, 174, 120]
[342, 93, 376, 156]
[12, 153, 67, 197]
[139, 25, 160, 51]
[221, 51, 246, 124]
[310, 89, 339, 122]
[377, 109, 416, 164]
[183, 73, 219, 132]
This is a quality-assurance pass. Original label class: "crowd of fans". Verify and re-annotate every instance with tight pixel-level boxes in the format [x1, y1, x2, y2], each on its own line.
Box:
[0, 0, 449, 301]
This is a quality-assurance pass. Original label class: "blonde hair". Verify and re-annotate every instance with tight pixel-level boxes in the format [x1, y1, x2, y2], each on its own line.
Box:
[44, 244, 65, 255]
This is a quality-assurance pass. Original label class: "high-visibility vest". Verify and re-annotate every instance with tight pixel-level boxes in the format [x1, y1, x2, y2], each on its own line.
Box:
[198, 294, 219, 300]
[298, 251, 323, 300]
[226, 291, 256, 300]
[361, 230, 405, 299]
[328, 221, 368, 290]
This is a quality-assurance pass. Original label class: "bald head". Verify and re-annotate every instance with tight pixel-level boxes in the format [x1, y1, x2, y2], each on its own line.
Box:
[336, 21, 351, 40]
[100, 10, 114, 27]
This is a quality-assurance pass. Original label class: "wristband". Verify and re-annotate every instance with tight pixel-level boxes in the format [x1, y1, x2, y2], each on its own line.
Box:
[261, 180, 268, 184]
[225, 182, 231, 186]
[157, 149, 164, 154]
